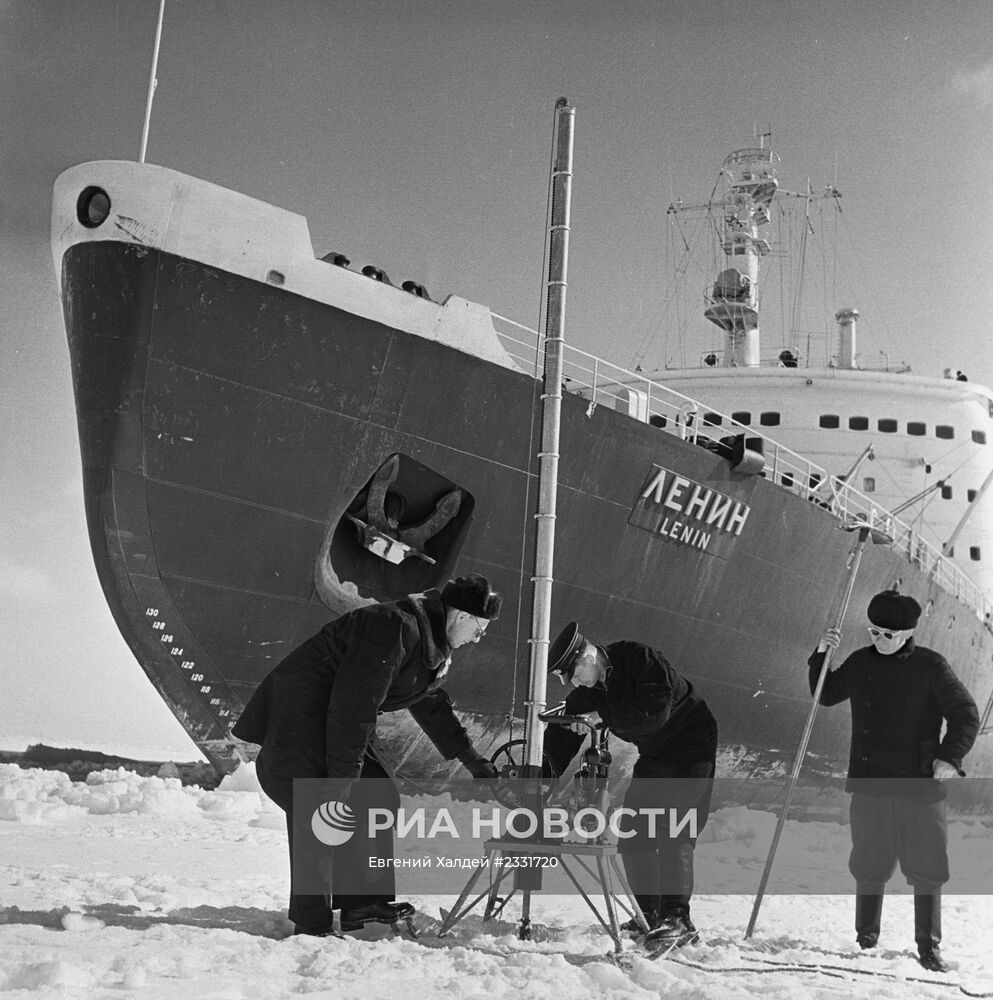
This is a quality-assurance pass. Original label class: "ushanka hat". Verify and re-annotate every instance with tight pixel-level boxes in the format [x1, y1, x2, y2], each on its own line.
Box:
[441, 574, 502, 620]
[867, 589, 921, 630]
[547, 621, 586, 680]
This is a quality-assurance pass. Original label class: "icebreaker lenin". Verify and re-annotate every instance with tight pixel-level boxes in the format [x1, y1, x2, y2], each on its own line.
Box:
[232, 574, 502, 936]
[810, 589, 979, 972]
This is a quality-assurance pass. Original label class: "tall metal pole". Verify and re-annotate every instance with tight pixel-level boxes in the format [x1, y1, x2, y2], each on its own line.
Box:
[138, 0, 167, 163]
[745, 524, 872, 938]
[524, 98, 575, 772]
[436, 100, 576, 945]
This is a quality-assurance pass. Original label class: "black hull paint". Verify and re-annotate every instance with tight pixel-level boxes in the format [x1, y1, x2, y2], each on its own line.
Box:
[62, 241, 993, 796]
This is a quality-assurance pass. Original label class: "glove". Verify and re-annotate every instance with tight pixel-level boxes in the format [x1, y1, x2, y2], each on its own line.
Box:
[458, 748, 499, 780]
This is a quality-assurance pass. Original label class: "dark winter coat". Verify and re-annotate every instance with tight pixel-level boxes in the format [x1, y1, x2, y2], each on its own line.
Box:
[808, 639, 978, 794]
[544, 640, 717, 776]
[232, 590, 473, 781]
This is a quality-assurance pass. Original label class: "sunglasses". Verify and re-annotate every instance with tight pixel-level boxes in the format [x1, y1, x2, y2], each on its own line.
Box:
[867, 626, 908, 640]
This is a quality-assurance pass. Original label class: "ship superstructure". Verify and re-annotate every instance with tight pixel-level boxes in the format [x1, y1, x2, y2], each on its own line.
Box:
[645, 144, 993, 614]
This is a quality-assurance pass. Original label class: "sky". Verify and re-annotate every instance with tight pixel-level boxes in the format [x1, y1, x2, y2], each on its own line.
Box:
[2, 0, 993, 758]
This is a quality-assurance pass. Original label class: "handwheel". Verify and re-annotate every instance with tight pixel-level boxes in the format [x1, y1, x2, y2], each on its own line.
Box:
[489, 739, 558, 807]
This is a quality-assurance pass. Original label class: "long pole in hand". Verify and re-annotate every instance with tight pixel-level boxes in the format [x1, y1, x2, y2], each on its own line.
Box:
[745, 525, 872, 939]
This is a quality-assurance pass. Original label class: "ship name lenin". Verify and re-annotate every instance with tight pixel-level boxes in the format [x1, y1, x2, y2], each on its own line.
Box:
[629, 466, 752, 553]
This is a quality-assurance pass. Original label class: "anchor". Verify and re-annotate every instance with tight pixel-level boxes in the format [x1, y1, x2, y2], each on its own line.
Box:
[345, 455, 463, 565]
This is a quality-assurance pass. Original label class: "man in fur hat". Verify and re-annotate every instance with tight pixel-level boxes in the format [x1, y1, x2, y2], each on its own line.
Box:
[811, 589, 978, 972]
[543, 622, 718, 950]
[233, 574, 502, 937]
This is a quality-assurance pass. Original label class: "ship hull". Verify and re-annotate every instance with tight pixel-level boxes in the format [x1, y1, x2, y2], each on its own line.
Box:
[58, 236, 993, 800]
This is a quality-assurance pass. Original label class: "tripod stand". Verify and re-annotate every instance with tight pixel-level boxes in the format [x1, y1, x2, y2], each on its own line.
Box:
[437, 707, 650, 951]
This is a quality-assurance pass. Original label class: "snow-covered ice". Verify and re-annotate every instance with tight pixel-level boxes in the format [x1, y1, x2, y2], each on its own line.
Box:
[1, 762, 991, 999]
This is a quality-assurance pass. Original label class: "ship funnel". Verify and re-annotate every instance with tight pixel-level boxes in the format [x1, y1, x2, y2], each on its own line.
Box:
[835, 307, 859, 369]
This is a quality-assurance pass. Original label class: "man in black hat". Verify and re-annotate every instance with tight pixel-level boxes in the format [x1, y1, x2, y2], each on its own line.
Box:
[232, 574, 502, 937]
[811, 589, 978, 972]
[543, 621, 718, 949]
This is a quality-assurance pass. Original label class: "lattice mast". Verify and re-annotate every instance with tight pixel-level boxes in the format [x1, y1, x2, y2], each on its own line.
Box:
[703, 144, 778, 367]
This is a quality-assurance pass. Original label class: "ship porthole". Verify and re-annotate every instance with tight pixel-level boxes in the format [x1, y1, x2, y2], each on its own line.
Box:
[77, 186, 111, 228]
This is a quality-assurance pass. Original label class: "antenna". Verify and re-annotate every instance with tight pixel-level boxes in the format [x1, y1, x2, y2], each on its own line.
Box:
[138, 0, 167, 163]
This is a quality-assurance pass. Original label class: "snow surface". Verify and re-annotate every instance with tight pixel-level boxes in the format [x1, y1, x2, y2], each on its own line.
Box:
[1, 762, 991, 999]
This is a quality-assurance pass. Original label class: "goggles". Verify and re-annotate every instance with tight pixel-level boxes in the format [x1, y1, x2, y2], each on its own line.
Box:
[867, 626, 909, 640]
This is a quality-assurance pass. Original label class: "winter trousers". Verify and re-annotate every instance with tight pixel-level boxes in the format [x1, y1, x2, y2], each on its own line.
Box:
[618, 754, 716, 919]
[850, 792, 948, 952]
[848, 792, 949, 890]
[256, 747, 401, 933]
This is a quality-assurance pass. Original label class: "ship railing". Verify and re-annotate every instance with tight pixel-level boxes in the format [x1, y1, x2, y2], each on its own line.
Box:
[492, 314, 547, 375]
[824, 481, 989, 618]
[490, 314, 992, 623]
[724, 147, 777, 166]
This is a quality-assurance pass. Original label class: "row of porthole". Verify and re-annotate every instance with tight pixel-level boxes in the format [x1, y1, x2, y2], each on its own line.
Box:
[770, 472, 983, 561]
[949, 546, 982, 562]
[816, 415, 983, 440]
[715, 410, 986, 442]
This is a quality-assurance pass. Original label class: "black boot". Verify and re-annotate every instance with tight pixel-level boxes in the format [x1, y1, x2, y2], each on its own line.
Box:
[620, 909, 657, 935]
[855, 889, 883, 949]
[643, 903, 699, 951]
[914, 892, 950, 973]
[292, 925, 342, 938]
[340, 900, 415, 932]
[620, 894, 661, 934]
